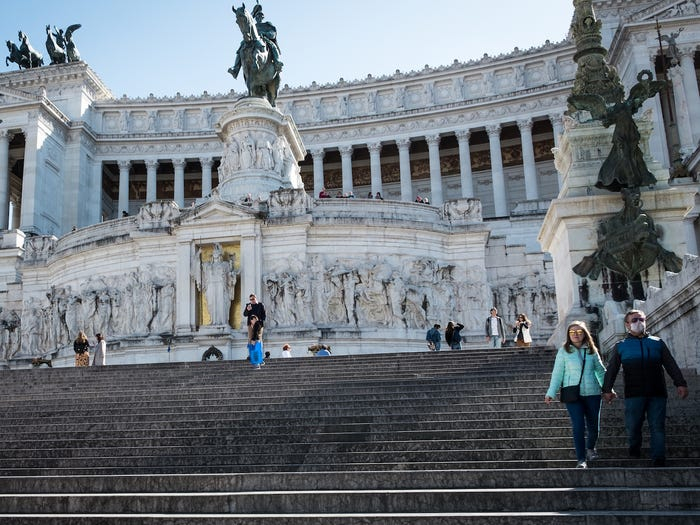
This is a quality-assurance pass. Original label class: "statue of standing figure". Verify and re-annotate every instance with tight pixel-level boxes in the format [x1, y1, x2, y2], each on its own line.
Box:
[193, 243, 239, 326]
[229, 3, 282, 107]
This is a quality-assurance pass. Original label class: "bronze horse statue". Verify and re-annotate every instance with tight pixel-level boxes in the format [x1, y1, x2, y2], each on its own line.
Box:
[228, 4, 280, 107]
[45, 24, 66, 65]
[6, 31, 43, 69]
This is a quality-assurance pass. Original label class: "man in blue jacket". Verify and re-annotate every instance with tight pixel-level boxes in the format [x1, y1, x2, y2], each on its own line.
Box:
[602, 309, 688, 467]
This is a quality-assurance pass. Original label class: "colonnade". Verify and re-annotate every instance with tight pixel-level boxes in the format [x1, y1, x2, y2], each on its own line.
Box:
[310, 115, 566, 211]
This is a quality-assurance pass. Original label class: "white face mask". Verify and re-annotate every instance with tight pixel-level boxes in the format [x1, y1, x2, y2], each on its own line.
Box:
[629, 321, 646, 334]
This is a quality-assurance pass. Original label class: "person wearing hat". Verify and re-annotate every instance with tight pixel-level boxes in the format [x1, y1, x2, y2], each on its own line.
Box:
[426, 324, 442, 351]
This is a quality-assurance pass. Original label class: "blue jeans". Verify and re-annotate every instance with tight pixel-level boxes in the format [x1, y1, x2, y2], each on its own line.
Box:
[624, 396, 667, 460]
[489, 335, 502, 348]
[565, 394, 602, 462]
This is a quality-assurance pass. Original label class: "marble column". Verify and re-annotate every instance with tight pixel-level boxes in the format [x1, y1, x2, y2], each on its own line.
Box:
[679, 47, 700, 145]
[145, 159, 159, 202]
[0, 130, 13, 230]
[311, 148, 325, 196]
[397, 138, 412, 202]
[19, 121, 39, 233]
[549, 113, 564, 149]
[173, 158, 185, 207]
[426, 134, 443, 205]
[486, 124, 507, 217]
[668, 67, 695, 155]
[339, 145, 353, 195]
[200, 157, 213, 197]
[368, 142, 383, 196]
[117, 160, 131, 216]
[517, 118, 539, 200]
[455, 130, 474, 198]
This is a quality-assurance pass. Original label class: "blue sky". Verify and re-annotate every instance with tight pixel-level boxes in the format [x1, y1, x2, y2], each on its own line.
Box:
[1, 1, 574, 98]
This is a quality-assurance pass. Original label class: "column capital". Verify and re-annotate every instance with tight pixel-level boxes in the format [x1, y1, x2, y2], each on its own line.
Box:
[455, 129, 471, 142]
[486, 124, 501, 138]
[396, 138, 411, 150]
[310, 147, 325, 159]
[549, 112, 565, 125]
[367, 142, 382, 154]
[172, 158, 186, 169]
[517, 118, 533, 132]
[339, 145, 353, 157]
[199, 157, 213, 168]
[145, 159, 159, 170]
[679, 45, 696, 60]
[117, 160, 131, 171]
[425, 134, 441, 147]
[0, 129, 14, 141]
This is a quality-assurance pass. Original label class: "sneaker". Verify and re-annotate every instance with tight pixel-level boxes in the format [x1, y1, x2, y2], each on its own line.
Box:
[252, 365, 261, 369]
[576, 460, 588, 469]
[586, 449, 599, 461]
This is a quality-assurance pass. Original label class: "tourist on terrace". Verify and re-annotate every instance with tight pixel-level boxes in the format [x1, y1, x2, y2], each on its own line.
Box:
[484, 308, 506, 348]
[318, 188, 330, 198]
[281, 343, 292, 358]
[415, 195, 422, 203]
[545, 321, 607, 469]
[73, 330, 90, 367]
[445, 321, 464, 350]
[375, 191, 384, 200]
[367, 191, 373, 199]
[426, 324, 441, 351]
[602, 309, 688, 467]
[93, 333, 107, 366]
[513, 313, 533, 347]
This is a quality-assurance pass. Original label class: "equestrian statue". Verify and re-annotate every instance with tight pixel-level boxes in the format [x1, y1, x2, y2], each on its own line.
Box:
[228, 3, 283, 107]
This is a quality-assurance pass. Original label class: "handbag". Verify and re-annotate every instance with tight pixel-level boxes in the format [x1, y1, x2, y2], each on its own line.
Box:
[560, 348, 586, 403]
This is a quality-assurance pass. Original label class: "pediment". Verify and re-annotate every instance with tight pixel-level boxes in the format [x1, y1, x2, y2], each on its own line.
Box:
[0, 87, 38, 106]
[179, 197, 261, 226]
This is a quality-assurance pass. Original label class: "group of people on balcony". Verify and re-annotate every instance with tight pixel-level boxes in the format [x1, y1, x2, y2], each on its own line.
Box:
[318, 188, 384, 200]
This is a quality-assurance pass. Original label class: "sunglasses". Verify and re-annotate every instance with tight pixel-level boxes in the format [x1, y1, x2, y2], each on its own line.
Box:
[568, 329, 584, 336]
[628, 317, 646, 323]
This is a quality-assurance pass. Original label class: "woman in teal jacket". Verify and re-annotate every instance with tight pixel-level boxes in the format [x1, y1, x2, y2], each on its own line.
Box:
[545, 321, 608, 468]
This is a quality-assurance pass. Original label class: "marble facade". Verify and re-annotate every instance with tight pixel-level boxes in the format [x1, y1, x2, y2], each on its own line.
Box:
[0, 1, 699, 366]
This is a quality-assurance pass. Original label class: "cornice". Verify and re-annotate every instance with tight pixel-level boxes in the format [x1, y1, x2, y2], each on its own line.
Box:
[0, 62, 112, 101]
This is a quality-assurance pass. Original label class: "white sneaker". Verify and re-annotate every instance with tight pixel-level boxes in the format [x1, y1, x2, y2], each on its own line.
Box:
[586, 449, 599, 461]
[576, 460, 588, 469]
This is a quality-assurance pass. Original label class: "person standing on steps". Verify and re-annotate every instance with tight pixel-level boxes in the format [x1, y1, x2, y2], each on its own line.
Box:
[92, 333, 106, 366]
[545, 321, 607, 469]
[513, 313, 533, 347]
[445, 321, 464, 350]
[484, 308, 506, 348]
[247, 314, 264, 369]
[243, 293, 266, 342]
[426, 324, 441, 351]
[73, 330, 90, 367]
[602, 309, 688, 467]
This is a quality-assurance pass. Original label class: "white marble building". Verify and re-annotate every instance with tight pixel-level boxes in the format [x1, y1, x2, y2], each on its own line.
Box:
[0, 0, 698, 366]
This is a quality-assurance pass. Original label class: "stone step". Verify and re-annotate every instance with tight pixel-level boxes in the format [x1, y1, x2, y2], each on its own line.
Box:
[2, 468, 698, 493]
[0, 486, 699, 515]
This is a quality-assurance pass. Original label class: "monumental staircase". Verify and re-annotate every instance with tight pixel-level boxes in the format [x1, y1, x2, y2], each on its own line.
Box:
[0, 347, 698, 523]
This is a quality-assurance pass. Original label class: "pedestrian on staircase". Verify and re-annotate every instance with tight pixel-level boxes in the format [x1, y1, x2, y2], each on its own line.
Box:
[545, 321, 607, 469]
[92, 333, 106, 366]
[602, 309, 688, 467]
[485, 308, 506, 348]
[445, 321, 464, 350]
[247, 315, 264, 369]
[73, 330, 90, 367]
[426, 324, 441, 351]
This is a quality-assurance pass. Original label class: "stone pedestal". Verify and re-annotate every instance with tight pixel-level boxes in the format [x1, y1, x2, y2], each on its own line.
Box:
[214, 98, 306, 202]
